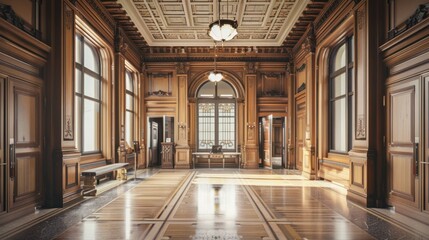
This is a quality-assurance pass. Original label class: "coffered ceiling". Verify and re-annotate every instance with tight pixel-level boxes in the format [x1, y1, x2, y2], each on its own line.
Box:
[100, 0, 330, 49]
[117, 0, 310, 47]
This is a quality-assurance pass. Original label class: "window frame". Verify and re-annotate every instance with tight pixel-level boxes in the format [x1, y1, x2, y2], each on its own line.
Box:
[75, 34, 102, 155]
[196, 81, 237, 152]
[125, 69, 136, 147]
[328, 36, 354, 154]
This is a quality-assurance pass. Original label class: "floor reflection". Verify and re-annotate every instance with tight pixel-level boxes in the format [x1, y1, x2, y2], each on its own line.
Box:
[50, 170, 427, 240]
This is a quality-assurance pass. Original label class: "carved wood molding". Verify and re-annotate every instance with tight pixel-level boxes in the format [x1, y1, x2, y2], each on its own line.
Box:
[176, 62, 188, 74]
[142, 56, 289, 63]
[296, 63, 306, 73]
[388, 2, 429, 39]
[314, 0, 342, 31]
[0, 3, 40, 39]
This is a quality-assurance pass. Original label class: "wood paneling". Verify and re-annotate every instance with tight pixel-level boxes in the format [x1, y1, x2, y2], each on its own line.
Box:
[258, 72, 286, 97]
[386, 78, 419, 209]
[16, 92, 38, 147]
[8, 79, 43, 210]
[0, 78, 4, 214]
[15, 154, 38, 200]
[355, 2, 367, 141]
[425, 76, 429, 215]
[63, 155, 80, 201]
[63, 3, 75, 142]
[295, 98, 305, 171]
[245, 74, 259, 168]
[262, 116, 272, 168]
[147, 73, 172, 96]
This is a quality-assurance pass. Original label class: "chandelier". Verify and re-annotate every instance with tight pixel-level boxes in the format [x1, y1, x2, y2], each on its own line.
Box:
[208, 0, 238, 42]
[208, 44, 223, 82]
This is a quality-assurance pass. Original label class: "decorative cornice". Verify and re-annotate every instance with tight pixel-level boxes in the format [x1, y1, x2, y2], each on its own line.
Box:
[303, 23, 316, 53]
[314, 0, 342, 31]
[142, 56, 288, 63]
[86, 0, 115, 29]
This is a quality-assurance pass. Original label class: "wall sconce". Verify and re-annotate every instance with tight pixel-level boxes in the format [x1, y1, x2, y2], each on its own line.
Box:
[178, 122, 186, 129]
[247, 122, 256, 129]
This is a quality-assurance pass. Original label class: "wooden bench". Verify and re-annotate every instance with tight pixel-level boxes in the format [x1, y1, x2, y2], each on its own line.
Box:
[81, 163, 129, 196]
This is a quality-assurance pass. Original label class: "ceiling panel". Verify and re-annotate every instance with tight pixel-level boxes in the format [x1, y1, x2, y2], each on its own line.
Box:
[118, 0, 310, 46]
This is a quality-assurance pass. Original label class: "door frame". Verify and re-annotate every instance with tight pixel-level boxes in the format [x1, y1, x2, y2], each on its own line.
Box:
[146, 115, 175, 168]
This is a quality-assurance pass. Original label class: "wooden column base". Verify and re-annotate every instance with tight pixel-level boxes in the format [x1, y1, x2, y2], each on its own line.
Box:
[175, 147, 191, 169]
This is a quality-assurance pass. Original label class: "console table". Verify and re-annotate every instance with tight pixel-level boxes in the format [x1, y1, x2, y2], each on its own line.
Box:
[192, 152, 241, 168]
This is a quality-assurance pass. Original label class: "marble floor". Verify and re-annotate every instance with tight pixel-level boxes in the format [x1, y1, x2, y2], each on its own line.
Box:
[6, 169, 429, 239]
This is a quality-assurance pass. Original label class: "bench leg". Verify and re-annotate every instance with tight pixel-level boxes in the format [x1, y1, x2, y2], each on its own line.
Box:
[82, 176, 97, 196]
[116, 168, 127, 180]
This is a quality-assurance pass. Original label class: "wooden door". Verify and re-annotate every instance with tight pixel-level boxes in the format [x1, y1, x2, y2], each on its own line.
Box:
[424, 76, 429, 215]
[7, 79, 43, 210]
[150, 121, 159, 167]
[386, 78, 420, 209]
[164, 116, 174, 142]
[0, 79, 5, 214]
[272, 118, 283, 169]
[263, 115, 272, 168]
[296, 102, 306, 171]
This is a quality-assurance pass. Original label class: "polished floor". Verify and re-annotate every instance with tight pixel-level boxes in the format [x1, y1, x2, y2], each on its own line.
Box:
[7, 169, 429, 239]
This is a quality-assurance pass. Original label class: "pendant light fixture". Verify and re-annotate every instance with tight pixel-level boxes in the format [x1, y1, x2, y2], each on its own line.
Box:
[208, 0, 238, 42]
[208, 43, 223, 82]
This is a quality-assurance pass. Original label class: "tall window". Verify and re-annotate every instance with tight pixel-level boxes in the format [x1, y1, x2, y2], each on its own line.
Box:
[125, 70, 135, 146]
[329, 36, 353, 153]
[197, 81, 236, 151]
[75, 34, 101, 153]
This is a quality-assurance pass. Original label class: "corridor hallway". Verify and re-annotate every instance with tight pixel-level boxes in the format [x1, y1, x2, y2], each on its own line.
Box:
[11, 170, 429, 239]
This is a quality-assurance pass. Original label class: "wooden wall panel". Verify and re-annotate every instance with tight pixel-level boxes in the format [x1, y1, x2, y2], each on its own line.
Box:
[295, 98, 305, 171]
[16, 93, 38, 146]
[147, 73, 173, 96]
[351, 161, 365, 187]
[0, 78, 4, 214]
[245, 74, 259, 168]
[62, 3, 75, 143]
[16, 155, 37, 197]
[355, 3, 367, 141]
[257, 73, 286, 97]
[63, 154, 80, 201]
[390, 153, 414, 199]
[175, 73, 190, 169]
[13, 152, 40, 205]
[386, 79, 419, 210]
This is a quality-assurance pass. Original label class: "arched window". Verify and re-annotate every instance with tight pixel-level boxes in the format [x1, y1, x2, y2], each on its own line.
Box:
[197, 81, 236, 152]
[125, 70, 135, 147]
[329, 36, 353, 153]
[75, 34, 101, 154]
